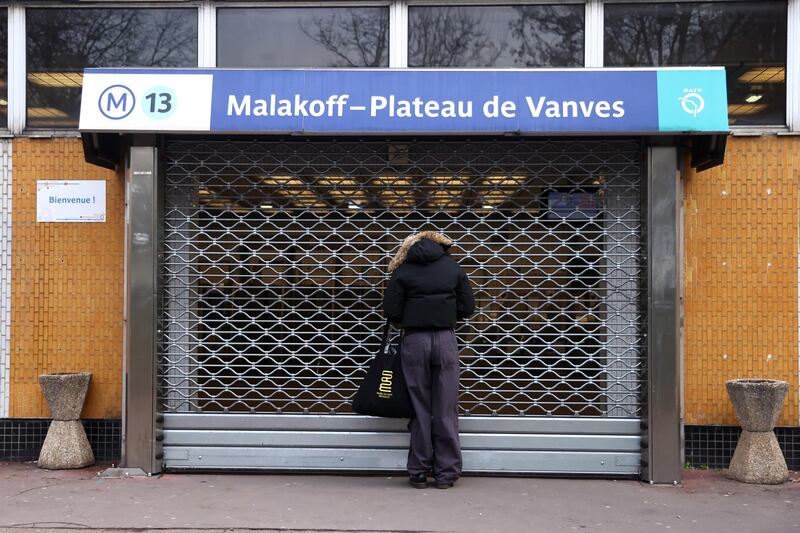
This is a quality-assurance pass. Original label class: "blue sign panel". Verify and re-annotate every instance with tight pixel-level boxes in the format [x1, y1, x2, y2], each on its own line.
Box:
[80, 68, 729, 134]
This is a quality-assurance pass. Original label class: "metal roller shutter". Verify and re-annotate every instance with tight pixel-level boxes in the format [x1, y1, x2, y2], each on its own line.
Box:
[159, 138, 645, 474]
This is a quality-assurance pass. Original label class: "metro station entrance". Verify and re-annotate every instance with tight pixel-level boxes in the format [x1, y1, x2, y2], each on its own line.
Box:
[80, 66, 724, 482]
[157, 137, 646, 474]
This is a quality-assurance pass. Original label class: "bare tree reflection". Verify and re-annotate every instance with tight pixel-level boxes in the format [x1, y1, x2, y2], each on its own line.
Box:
[605, 5, 747, 65]
[407, 6, 583, 68]
[301, 5, 584, 68]
[28, 9, 196, 69]
[604, 4, 782, 66]
[300, 10, 389, 67]
[509, 6, 584, 67]
[408, 7, 503, 67]
[604, 2, 787, 125]
[27, 8, 197, 127]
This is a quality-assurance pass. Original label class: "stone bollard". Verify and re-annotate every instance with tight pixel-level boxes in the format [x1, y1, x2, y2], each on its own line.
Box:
[37, 373, 95, 469]
[725, 379, 789, 484]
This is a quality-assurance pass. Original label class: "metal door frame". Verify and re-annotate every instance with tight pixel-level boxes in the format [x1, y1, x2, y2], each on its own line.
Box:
[123, 136, 680, 482]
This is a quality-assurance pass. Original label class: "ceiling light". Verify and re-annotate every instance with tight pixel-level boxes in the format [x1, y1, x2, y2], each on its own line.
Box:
[260, 204, 273, 209]
[28, 107, 69, 118]
[745, 94, 763, 103]
[319, 177, 357, 187]
[28, 72, 84, 88]
[483, 175, 525, 185]
[728, 103, 768, 116]
[737, 67, 785, 84]
[428, 176, 467, 186]
[375, 176, 412, 186]
[261, 175, 297, 185]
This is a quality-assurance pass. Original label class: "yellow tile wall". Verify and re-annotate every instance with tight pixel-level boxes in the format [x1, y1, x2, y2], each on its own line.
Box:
[10, 138, 124, 418]
[684, 136, 799, 427]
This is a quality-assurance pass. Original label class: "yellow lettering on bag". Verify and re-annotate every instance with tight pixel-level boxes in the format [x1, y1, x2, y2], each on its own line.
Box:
[378, 370, 393, 397]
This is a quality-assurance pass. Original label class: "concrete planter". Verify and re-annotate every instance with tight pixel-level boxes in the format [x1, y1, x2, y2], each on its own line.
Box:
[725, 379, 788, 484]
[37, 373, 95, 469]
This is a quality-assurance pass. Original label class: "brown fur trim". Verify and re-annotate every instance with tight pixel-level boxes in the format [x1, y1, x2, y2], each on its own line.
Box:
[388, 231, 453, 272]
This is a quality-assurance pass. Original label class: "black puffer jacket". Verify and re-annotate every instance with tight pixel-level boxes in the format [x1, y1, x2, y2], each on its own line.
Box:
[383, 232, 475, 329]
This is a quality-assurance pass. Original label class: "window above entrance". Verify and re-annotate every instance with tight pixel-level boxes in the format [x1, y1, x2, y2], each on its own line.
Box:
[407, 4, 585, 67]
[217, 7, 390, 68]
[26, 7, 198, 129]
[604, 1, 788, 127]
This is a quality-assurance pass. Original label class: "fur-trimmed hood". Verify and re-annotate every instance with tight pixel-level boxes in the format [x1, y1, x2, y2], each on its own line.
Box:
[388, 231, 453, 272]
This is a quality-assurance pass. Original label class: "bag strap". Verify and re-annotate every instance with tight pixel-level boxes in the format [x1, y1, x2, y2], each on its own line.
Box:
[379, 319, 391, 354]
[380, 320, 406, 355]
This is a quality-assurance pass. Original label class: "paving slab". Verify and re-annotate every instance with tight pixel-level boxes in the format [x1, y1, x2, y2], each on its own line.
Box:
[0, 463, 798, 532]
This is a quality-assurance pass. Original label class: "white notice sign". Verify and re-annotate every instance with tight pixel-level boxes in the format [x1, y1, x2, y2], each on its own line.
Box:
[37, 180, 106, 222]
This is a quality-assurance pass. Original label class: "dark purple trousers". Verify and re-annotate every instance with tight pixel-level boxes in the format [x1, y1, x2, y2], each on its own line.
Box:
[401, 329, 462, 483]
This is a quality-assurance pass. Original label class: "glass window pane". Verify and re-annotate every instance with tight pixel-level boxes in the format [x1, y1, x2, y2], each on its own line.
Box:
[27, 8, 198, 129]
[0, 9, 7, 128]
[217, 8, 389, 68]
[604, 2, 787, 126]
[408, 5, 584, 68]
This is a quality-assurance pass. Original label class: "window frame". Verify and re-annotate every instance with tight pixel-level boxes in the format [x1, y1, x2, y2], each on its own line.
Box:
[6, 5, 22, 136]
[2, 0, 797, 134]
[787, 0, 799, 131]
[0, 7, 8, 133]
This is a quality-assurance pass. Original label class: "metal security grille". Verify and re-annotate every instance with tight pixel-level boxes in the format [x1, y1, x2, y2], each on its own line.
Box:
[159, 137, 644, 416]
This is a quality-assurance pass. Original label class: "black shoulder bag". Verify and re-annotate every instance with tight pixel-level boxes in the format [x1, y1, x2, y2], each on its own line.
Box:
[351, 320, 415, 418]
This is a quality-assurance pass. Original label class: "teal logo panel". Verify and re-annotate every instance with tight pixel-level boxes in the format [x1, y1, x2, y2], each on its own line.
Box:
[657, 69, 728, 132]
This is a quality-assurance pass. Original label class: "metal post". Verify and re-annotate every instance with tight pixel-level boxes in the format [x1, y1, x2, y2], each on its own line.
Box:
[644, 146, 681, 484]
[124, 145, 163, 474]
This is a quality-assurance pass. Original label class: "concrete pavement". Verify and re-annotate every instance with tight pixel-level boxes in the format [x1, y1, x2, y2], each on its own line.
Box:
[0, 462, 798, 532]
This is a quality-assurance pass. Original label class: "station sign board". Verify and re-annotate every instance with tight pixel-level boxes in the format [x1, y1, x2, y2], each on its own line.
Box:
[80, 68, 728, 135]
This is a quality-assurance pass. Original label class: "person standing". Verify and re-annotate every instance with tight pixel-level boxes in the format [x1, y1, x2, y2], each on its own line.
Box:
[383, 231, 475, 489]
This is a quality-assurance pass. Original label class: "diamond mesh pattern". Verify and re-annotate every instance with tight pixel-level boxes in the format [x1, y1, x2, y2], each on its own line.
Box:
[158, 138, 645, 417]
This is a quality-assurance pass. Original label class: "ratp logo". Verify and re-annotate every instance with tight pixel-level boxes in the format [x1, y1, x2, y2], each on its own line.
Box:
[98, 84, 136, 120]
[678, 89, 705, 118]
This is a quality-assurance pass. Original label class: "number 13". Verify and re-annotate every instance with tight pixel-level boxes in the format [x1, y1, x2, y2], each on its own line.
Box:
[145, 92, 172, 114]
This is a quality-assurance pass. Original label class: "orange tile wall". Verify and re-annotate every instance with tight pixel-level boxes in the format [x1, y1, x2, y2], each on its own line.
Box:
[6, 136, 798, 425]
[10, 138, 124, 418]
[684, 136, 799, 427]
